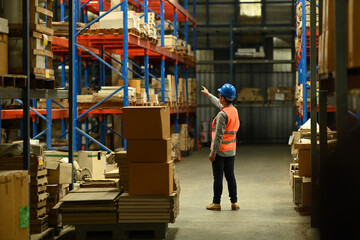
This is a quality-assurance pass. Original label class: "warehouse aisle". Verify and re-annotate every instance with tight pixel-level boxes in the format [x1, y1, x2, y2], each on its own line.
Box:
[168, 144, 317, 240]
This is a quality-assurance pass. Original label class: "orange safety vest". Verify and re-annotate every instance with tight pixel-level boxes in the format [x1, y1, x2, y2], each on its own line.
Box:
[211, 106, 240, 152]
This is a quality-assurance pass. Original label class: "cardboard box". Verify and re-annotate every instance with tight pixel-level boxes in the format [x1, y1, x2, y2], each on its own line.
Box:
[347, 0, 360, 68]
[77, 151, 106, 179]
[118, 79, 142, 93]
[298, 149, 311, 176]
[129, 161, 174, 196]
[0, 170, 29, 240]
[0, 33, 8, 75]
[99, 11, 139, 30]
[46, 160, 72, 184]
[123, 106, 170, 140]
[301, 177, 312, 207]
[127, 138, 171, 163]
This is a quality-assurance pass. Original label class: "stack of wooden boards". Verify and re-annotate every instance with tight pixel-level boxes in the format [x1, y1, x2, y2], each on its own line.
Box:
[47, 184, 69, 231]
[5, 0, 55, 88]
[29, 157, 49, 234]
[179, 124, 193, 153]
[61, 187, 121, 225]
[288, 126, 337, 215]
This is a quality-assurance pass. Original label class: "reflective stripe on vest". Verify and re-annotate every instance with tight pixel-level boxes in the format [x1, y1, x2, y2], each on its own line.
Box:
[211, 106, 240, 152]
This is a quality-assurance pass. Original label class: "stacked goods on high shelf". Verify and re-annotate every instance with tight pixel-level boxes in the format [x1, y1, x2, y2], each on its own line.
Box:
[318, 0, 334, 74]
[151, 74, 177, 106]
[267, 87, 295, 102]
[37, 98, 69, 109]
[237, 88, 264, 102]
[288, 119, 337, 215]
[347, 0, 360, 69]
[188, 78, 197, 105]
[296, 1, 319, 31]
[0, 170, 29, 240]
[318, 0, 360, 73]
[295, 0, 319, 64]
[171, 133, 180, 162]
[235, 47, 265, 59]
[52, 22, 85, 36]
[60, 187, 121, 225]
[4, 0, 55, 89]
[121, 106, 180, 223]
[0, 17, 9, 76]
[178, 78, 187, 106]
[179, 124, 194, 153]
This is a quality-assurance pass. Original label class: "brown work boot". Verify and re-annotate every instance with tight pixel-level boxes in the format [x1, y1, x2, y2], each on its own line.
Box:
[231, 203, 240, 210]
[206, 203, 221, 211]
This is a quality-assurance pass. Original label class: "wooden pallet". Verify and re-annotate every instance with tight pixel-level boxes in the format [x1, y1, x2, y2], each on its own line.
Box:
[30, 74, 56, 89]
[0, 74, 27, 88]
[31, 175, 48, 187]
[75, 223, 168, 240]
[31, 206, 47, 220]
[31, 199, 47, 209]
[149, 37, 158, 45]
[82, 28, 140, 38]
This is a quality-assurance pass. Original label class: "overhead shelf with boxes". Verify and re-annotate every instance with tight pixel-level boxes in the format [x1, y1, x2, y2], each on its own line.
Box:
[50, 0, 197, 153]
[289, 0, 360, 227]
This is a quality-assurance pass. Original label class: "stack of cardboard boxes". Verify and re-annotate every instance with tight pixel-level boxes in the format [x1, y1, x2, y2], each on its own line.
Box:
[29, 156, 49, 234]
[123, 106, 173, 196]
[179, 124, 192, 152]
[0, 170, 29, 240]
[289, 126, 337, 215]
[120, 106, 180, 223]
[267, 87, 295, 102]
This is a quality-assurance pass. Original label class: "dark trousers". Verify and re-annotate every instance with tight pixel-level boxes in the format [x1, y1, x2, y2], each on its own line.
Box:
[212, 154, 238, 204]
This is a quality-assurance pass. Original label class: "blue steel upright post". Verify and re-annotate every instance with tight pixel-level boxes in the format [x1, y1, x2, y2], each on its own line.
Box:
[160, 0, 165, 103]
[174, 7, 179, 134]
[122, 0, 129, 150]
[185, 0, 189, 125]
[193, 0, 197, 150]
[144, 0, 150, 102]
[301, 0, 307, 122]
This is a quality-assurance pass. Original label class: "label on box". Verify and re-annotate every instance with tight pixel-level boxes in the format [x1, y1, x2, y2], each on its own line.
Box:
[45, 69, 50, 79]
[43, 34, 48, 46]
[19, 206, 29, 229]
[275, 93, 285, 101]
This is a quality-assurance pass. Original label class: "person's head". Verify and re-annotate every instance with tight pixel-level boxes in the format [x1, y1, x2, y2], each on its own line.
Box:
[217, 83, 236, 105]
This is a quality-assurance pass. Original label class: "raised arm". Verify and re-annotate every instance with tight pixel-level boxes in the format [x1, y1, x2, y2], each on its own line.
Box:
[201, 86, 223, 109]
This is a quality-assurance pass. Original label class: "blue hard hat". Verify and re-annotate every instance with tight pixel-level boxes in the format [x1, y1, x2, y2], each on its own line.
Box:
[218, 83, 236, 101]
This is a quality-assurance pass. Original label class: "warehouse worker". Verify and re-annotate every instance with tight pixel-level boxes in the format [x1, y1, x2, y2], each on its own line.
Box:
[201, 84, 240, 211]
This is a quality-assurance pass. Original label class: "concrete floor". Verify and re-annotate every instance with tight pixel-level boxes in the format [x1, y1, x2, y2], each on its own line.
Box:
[56, 144, 320, 240]
[167, 144, 318, 240]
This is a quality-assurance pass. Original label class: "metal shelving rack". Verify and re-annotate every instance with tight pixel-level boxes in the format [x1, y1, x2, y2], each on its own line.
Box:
[58, 0, 197, 153]
[1, 1, 197, 158]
